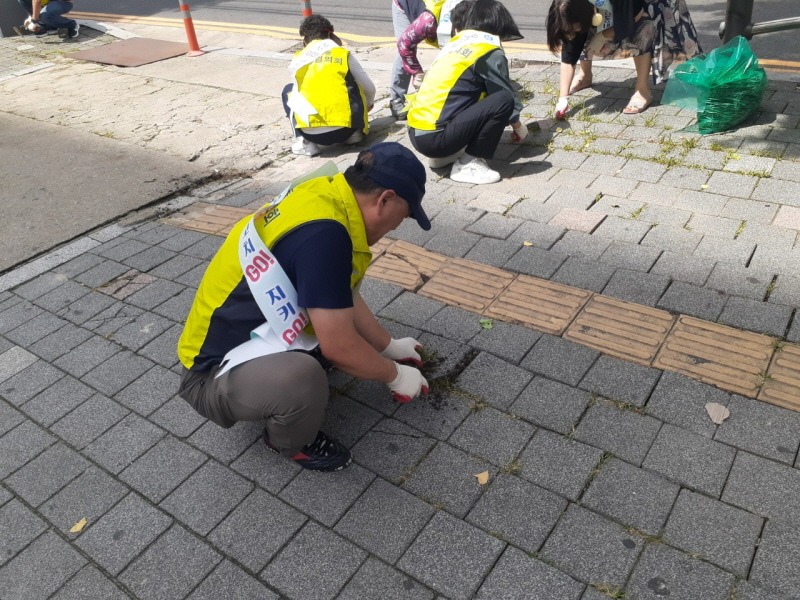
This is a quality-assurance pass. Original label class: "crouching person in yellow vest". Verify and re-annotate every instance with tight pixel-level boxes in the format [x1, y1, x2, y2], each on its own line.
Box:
[407, 0, 528, 184]
[282, 15, 377, 158]
[177, 143, 431, 472]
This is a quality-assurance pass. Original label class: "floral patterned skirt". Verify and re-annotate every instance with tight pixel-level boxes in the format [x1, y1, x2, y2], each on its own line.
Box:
[582, 0, 703, 83]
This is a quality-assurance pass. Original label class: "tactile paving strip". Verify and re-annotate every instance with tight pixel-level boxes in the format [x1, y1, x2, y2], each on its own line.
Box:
[163, 202, 249, 235]
[386, 241, 449, 278]
[418, 258, 515, 313]
[369, 239, 394, 263]
[367, 254, 424, 291]
[166, 206, 799, 410]
[564, 295, 675, 366]
[484, 275, 592, 335]
[759, 343, 800, 411]
[654, 316, 774, 397]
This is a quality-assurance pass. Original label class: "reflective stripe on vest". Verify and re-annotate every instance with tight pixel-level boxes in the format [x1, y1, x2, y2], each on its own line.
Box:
[407, 30, 501, 131]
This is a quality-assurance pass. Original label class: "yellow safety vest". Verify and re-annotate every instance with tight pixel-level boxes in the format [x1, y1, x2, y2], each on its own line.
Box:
[292, 40, 369, 132]
[423, 0, 446, 21]
[407, 30, 501, 131]
[178, 173, 372, 369]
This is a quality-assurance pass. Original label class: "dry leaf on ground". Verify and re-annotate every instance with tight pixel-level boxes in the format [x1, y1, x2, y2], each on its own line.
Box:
[705, 402, 730, 425]
[69, 517, 88, 533]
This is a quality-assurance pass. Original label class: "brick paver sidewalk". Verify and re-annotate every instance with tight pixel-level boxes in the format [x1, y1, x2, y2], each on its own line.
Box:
[2, 34, 800, 599]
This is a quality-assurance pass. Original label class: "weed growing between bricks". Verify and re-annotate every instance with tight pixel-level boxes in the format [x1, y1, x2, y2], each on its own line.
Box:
[417, 348, 480, 412]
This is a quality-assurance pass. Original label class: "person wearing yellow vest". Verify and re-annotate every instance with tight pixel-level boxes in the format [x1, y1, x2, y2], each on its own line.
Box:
[16, 0, 78, 38]
[393, 0, 470, 119]
[177, 143, 431, 472]
[282, 15, 376, 158]
[407, 0, 528, 184]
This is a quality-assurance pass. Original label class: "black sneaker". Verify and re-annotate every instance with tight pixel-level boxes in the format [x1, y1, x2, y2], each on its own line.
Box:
[390, 100, 408, 121]
[264, 429, 352, 472]
[59, 23, 79, 39]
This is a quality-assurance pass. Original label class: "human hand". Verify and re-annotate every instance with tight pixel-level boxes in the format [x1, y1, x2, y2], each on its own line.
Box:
[25, 19, 41, 33]
[381, 337, 424, 368]
[511, 121, 528, 144]
[555, 97, 569, 120]
[387, 363, 429, 403]
[411, 71, 425, 91]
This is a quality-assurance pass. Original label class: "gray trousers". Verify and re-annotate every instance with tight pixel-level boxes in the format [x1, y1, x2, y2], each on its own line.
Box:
[178, 352, 329, 456]
[390, 2, 412, 105]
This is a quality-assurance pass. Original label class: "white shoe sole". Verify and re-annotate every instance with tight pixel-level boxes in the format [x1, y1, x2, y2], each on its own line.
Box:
[450, 172, 501, 184]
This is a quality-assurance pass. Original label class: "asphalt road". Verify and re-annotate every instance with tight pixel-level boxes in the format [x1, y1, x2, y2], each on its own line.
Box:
[75, 0, 800, 64]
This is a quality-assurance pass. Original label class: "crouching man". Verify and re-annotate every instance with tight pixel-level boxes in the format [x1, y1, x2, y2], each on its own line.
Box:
[177, 143, 431, 471]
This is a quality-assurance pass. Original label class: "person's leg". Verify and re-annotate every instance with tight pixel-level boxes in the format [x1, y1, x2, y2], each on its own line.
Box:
[633, 52, 652, 100]
[179, 352, 330, 455]
[222, 352, 330, 455]
[623, 53, 653, 114]
[38, 0, 76, 31]
[569, 60, 593, 94]
[410, 91, 514, 160]
[446, 90, 515, 159]
[390, 3, 412, 116]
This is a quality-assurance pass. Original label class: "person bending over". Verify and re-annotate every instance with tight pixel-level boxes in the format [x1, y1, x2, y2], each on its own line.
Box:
[546, 0, 702, 117]
[16, 0, 79, 39]
[177, 143, 431, 472]
[407, 0, 527, 185]
[282, 15, 376, 157]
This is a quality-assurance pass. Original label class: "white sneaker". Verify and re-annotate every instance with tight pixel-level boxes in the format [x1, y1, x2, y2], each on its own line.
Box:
[291, 137, 320, 157]
[428, 147, 467, 169]
[344, 130, 365, 145]
[449, 154, 501, 184]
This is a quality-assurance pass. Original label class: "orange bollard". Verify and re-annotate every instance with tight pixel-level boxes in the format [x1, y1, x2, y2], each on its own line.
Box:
[300, 0, 312, 18]
[178, 0, 205, 57]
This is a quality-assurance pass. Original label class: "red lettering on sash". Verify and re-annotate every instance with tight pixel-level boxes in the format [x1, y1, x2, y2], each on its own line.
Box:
[281, 313, 308, 344]
[244, 250, 276, 283]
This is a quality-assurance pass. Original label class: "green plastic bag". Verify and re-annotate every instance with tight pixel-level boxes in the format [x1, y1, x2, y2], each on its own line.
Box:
[662, 36, 767, 135]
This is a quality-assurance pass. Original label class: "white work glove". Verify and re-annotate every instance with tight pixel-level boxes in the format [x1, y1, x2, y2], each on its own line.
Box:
[380, 337, 424, 367]
[25, 18, 42, 33]
[387, 363, 429, 404]
[555, 97, 570, 120]
[511, 121, 528, 144]
[411, 71, 425, 91]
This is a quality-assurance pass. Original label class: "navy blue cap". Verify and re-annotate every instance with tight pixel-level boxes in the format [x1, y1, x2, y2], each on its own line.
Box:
[363, 142, 430, 231]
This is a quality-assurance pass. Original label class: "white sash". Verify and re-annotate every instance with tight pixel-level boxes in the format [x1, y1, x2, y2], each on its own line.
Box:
[216, 161, 340, 377]
[435, 0, 466, 46]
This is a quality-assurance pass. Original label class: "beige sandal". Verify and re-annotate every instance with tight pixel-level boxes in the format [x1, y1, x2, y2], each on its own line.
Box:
[623, 93, 652, 115]
[569, 78, 593, 94]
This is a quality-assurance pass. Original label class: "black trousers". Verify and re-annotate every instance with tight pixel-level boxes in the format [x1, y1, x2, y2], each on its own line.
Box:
[409, 90, 515, 160]
[281, 83, 358, 145]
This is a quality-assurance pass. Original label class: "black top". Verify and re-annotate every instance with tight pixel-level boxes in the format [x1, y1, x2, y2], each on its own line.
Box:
[561, 0, 646, 65]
